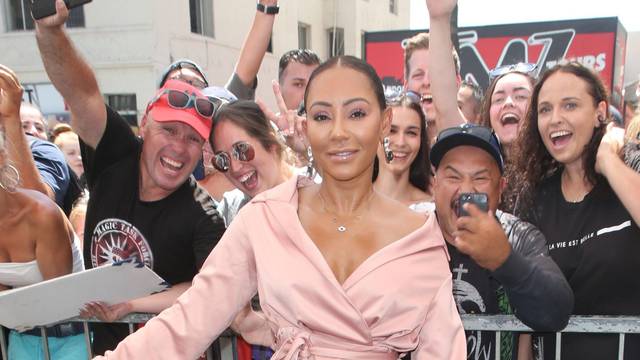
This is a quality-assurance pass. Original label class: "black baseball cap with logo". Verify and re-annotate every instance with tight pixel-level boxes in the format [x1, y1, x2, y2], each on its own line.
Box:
[430, 123, 505, 173]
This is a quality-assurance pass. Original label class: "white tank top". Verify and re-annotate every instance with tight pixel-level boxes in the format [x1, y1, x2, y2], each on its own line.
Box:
[0, 233, 85, 288]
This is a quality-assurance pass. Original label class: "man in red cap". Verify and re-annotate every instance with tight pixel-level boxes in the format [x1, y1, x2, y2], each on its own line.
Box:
[34, 1, 225, 355]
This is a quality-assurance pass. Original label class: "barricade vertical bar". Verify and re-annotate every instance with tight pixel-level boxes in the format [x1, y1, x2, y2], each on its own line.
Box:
[40, 327, 51, 360]
[128, 323, 135, 334]
[231, 335, 238, 360]
[618, 333, 625, 360]
[83, 321, 93, 360]
[205, 346, 213, 360]
[555, 332, 561, 360]
[1, 326, 8, 360]
[495, 331, 501, 359]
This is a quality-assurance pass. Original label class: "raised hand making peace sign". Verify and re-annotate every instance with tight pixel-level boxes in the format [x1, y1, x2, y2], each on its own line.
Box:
[257, 80, 309, 156]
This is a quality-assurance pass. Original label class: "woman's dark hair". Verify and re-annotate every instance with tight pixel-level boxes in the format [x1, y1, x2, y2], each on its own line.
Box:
[479, 71, 535, 129]
[210, 100, 284, 157]
[372, 96, 431, 192]
[504, 62, 610, 215]
[304, 55, 386, 113]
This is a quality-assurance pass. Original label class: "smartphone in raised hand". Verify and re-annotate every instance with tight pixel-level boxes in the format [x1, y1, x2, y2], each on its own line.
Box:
[30, 0, 92, 20]
[457, 192, 489, 217]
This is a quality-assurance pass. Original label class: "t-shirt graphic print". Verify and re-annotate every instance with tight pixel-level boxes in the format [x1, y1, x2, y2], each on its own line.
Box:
[91, 218, 153, 268]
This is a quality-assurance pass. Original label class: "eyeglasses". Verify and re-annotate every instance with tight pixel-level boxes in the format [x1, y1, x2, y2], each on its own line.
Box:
[386, 90, 433, 106]
[212, 141, 256, 172]
[149, 89, 220, 118]
[488, 63, 537, 82]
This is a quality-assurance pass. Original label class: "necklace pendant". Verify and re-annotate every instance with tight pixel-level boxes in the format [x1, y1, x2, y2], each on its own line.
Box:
[337, 226, 347, 232]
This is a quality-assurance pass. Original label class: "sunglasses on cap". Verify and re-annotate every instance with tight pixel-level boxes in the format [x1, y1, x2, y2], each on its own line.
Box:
[386, 90, 433, 106]
[160, 60, 209, 88]
[149, 89, 222, 119]
[212, 141, 256, 172]
[489, 62, 537, 82]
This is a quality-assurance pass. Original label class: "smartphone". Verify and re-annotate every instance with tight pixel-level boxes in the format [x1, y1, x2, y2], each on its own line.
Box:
[31, 0, 93, 20]
[457, 192, 489, 217]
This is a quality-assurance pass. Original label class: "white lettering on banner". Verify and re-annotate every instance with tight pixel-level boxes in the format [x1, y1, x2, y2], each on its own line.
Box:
[546, 53, 607, 72]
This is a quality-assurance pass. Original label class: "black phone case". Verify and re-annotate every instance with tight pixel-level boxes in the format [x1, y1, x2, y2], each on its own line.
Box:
[31, 0, 92, 20]
[458, 193, 489, 217]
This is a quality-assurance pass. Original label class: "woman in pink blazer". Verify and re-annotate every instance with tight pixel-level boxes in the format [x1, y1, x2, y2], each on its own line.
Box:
[97, 56, 466, 360]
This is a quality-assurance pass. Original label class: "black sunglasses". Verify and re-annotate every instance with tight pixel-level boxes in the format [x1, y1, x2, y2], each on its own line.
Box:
[149, 89, 220, 118]
[212, 141, 256, 172]
[489, 63, 537, 82]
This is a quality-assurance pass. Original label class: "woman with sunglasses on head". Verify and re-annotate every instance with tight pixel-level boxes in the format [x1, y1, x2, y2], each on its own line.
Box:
[373, 92, 434, 212]
[210, 100, 294, 227]
[508, 62, 640, 360]
[95, 55, 466, 360]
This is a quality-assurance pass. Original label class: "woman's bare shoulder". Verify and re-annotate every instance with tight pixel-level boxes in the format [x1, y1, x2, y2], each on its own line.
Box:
[376, 195, 427, 231]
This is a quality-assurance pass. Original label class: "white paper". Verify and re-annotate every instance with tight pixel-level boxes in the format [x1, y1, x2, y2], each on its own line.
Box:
[0, 260, 169, 330]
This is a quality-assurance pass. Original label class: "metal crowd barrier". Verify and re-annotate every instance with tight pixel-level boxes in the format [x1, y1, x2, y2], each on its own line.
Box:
[0, 313, 237, 360]
[461, 314, 640, 360]
[2, 314, 640, 360]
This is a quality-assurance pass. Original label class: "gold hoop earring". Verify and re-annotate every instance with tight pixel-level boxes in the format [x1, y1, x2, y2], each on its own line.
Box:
[0, 164, 20, 193]
[383, 137, 394, 163]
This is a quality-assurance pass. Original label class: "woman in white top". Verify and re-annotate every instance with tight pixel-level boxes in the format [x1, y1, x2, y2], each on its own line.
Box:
[373, 92, 434, 212]
[0, 64, 86, 359]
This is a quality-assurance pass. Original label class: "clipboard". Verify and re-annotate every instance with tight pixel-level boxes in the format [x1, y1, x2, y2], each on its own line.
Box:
[0, 260, 169, 330]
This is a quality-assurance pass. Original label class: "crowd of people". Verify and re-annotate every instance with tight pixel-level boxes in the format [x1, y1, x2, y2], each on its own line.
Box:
[1, 0, 640, 359]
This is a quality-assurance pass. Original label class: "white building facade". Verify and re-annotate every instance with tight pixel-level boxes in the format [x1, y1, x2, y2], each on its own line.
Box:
[0, 0, 409, 125]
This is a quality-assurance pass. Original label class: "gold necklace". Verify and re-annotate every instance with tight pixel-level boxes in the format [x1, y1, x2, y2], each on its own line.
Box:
[561, 171, 589, 203]
[317, 191, 373, 233]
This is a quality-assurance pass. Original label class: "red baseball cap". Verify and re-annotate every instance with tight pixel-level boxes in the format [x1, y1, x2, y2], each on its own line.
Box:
[146, 79, 213, 139]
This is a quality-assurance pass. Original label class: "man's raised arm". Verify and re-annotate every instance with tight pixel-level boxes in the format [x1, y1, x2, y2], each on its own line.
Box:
[426, 0, 466, 131]
[35, 0, 106, 148]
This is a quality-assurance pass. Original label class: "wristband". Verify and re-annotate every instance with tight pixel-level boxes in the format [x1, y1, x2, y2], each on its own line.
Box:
[256, 3, 279, 15]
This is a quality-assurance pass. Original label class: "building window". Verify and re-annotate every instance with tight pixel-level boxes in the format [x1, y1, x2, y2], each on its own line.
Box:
[189, 0, 214, 37]
[105, 94, 138, 127]
[389, 0, 398, 14]
[327, 27, 344, 57]
[4, 0, 85, 31]
[298, 22, 310, 49]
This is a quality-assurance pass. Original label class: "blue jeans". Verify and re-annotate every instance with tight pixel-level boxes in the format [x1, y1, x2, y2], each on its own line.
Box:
[9, 330, 88, 360]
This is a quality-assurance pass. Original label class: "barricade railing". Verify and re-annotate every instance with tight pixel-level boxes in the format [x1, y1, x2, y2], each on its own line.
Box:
[2, 314, 640, 360]
[0, 313, 237, 360]
[461, 314, 640, 360]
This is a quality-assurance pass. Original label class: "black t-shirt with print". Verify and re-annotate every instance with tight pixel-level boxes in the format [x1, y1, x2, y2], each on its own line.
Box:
[447, 244, 502, 360]
[80, 105, 225, 354]
[531, 171, 640, 360]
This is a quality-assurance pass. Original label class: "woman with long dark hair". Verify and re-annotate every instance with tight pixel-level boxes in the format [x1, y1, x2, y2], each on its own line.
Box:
[479, 66, 535, 156]
[509, 62, 640, 359]
[373, 92, 433, 211]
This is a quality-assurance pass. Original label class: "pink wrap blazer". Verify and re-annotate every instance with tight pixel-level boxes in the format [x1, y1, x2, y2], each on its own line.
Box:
[98, 177, 466, 359]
